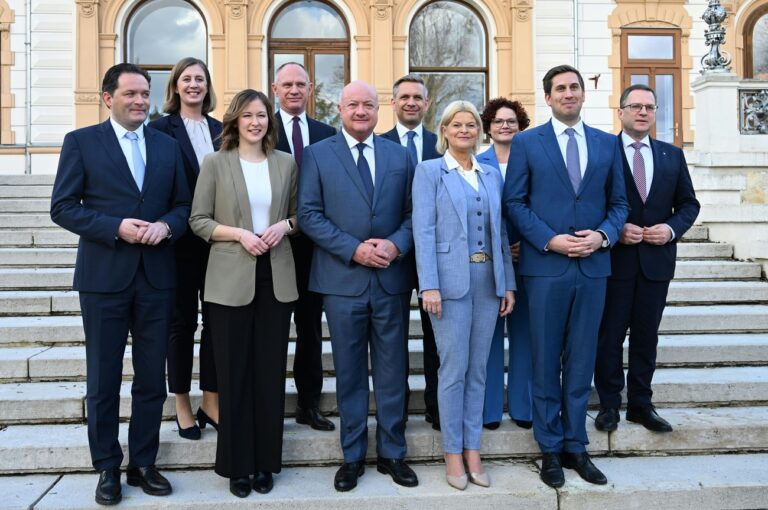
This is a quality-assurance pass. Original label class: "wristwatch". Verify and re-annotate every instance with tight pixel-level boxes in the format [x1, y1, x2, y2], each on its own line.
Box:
[285, 218, 295, 231]
[599, 231, 609, 249]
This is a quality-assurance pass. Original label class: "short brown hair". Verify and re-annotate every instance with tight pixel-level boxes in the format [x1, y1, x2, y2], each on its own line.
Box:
[480, 97, 531, 133]
[162, 57, 217, 115]
[543, 64, 584, 95]
[392, 73, 428, 99]
[220, 89, 277, 153]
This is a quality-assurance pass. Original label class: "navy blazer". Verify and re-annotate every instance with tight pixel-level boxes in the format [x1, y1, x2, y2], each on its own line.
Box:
[611, 134, 700, 281]
[298, 132, 416, 297]
[50, 120, 191, 293]
[380, 126, 441, 163]
[476, 144, 523, 245]
[275, 113, 337, 155]
[504, 120, 629, 278]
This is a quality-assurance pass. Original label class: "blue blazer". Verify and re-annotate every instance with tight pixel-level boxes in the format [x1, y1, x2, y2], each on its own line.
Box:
[380, 126, 441, 162]
[611, 134, 699, 281]
[298, 132, 416, 297]
[413, 157, 515, 300]
[50, 120, 191, 293]
[503, 120, 629, 278]
[477, 145, 524, 245]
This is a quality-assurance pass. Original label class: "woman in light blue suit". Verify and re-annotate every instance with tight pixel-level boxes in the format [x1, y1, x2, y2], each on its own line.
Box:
[413, 101, 515, 491]
[477, 98, 534, 430]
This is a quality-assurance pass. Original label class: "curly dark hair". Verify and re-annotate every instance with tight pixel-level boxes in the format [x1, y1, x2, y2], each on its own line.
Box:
[480, 97, 531, 133]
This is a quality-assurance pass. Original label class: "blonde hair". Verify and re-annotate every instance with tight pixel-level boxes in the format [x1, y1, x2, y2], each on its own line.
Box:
[436, 100, 483, 154]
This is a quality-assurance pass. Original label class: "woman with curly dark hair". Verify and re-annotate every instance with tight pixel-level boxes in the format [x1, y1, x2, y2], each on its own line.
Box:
[477, 98, 535, 431]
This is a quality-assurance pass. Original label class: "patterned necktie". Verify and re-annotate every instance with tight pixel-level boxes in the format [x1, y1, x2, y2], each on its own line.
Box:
[356, 142, 374, 200]
[292, 116, 304, 169]
[564, 127, 581, 193]
[631, 141, 648, 202]
[124, 131, 145, 190]
[406, 130, 419, 164]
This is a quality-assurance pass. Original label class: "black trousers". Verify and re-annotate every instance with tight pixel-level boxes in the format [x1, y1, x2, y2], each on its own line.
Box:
[208, 255, 293, 478]
[595, 273, 670, 410]
[80, 264, 173, 471]
[289, 234, 324, 409]
[167, 235, 217, 394]
[419, 300, 440, 416]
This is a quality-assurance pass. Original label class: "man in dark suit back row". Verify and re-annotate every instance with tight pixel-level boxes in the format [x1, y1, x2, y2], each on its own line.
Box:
[380, 74, 442, 430]
[594, 84, 700, 433]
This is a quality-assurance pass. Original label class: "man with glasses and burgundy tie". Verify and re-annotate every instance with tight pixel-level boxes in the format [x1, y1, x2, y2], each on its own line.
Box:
[272, 62, 337, 432]
[503, 64, 629, 489]
[594, 84, 700, 434]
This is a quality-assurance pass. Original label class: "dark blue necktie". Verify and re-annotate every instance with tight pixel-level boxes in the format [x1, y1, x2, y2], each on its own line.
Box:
[406, 130, 419, 164]
[356, 142, 374, 200]
[565, 127, 581, 193]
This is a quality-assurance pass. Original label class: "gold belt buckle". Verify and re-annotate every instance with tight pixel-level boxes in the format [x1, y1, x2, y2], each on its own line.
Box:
[469, 252, 491, 263]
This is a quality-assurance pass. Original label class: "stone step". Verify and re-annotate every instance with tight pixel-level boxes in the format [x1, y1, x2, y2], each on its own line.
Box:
[0, 247, 76, 267]
[0, 268, 73, 290]
[0, 407, 766, 476]
[682, 225, 708, 241]
[1, 367, 766, 425]
[0, 199, 51, 213]
[676, 242, 732, 259]
[0, 185, 53, 198]
[0, 175, 55, 185]
[0, 214, 56, 229]
[0, 229, 77, 247]
[2, 333, 766, 383]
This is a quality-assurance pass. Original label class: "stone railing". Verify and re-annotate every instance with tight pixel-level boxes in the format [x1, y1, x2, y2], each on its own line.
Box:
[740, 89, 768, 135]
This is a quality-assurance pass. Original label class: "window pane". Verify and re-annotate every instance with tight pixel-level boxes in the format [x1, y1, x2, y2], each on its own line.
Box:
[147, 71, 170, 122]
[410, 1, 485, 68]
[627, 35, 674, 60]
[753, 14, 768, 79]
[271, 2, 347, 39]
[314, 54, 345, 128]
[420, 73, 485, 132]
[128, 0, 206, 65]
[655, 74, 675, 143]
[631, 74, 649, 86]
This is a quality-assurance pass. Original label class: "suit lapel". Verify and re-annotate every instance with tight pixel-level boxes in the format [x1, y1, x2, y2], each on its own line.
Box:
[169, 114, 200, 175]
[646, 138, 665, 203]
[372, 135, 390, 208]
[208, 115, 222, 151]
[266, 151, 285, 225]
[441, 162, 468, 235]
[226, 150, 254, 233]
[142, 127, 159, 194]
[579, 124, 601, 192]
[477, 170, 499, 222]
[330, 133, 372, 207]
[538, 121, 574, 195]
[98, 121, 139, 193]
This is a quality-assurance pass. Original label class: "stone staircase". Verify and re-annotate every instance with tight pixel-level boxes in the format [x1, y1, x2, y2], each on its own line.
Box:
[1, 174, 767, 509]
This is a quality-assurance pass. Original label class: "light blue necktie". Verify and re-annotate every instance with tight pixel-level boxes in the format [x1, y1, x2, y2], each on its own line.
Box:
[125, 131, 145, 190]
[564, 127, 581, 193]
[406, 130, 419, 164]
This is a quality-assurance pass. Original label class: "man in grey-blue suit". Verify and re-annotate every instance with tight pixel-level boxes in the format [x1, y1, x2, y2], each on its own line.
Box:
[504, 65, 629, 488]
[298, 81, 418, 492]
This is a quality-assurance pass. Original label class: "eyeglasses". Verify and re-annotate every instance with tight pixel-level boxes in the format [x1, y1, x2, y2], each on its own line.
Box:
[491, 118, 518, 127]
[621, 103, 659, 113]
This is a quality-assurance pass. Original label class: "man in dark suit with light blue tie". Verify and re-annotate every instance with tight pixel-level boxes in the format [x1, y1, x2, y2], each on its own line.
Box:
[272, 62, 337, 432]
[50, 63, 190, 505]
[298, 80, 418, 492]
[594, 84, 700, 434]
[380, 73, 442, 430]
[504, 64, 629, 488]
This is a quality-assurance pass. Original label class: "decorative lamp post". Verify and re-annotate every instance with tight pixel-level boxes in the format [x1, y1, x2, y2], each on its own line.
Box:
[700, 0, 732, 73]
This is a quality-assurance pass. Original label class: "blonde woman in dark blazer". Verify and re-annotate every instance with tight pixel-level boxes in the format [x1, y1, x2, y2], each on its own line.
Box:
[189, 89, 298, 498]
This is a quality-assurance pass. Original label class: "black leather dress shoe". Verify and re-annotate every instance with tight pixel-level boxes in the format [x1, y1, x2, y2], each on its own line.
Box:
[425, 410, 441, 431]
[376, 457, 418, 487]
[595, 407, 620, 432]
[561, 452, 607, 485]
[252, 471, 274, 494]
[126, 465, 172, 496]
[229, 477, 251, 498]
[539, 453, 564, 488]
[513, 419, 533, 429]
[334, 461, 364, 492]
[176, 416, 201, 440]
[483, 421, 500, 430]
[626, 405, 673, 432]
[296, 407, 335, 431]
[95, 468, 121, 506]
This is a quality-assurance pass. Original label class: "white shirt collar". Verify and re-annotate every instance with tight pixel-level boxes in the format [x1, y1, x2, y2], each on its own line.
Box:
[395, 122, 423, 140]
[110, 117, 144, 140]
[279, 109, 307, 127]
[551, 116, 585, 138]
[341, 128, 374, 151]
[444, 151, 483, 173]
[621, 131, 651, 149]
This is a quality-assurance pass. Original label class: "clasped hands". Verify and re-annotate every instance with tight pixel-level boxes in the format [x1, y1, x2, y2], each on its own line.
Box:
[548, 230, 603, 257]
[238, 221, 292, 257]
[619, 223, 672, 246]
[352, 238, 399, 269]
[118, 218, 168, 246]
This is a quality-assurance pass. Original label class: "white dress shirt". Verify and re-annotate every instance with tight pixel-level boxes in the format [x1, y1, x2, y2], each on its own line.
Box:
[621, 131, 654, 197]
[278, 109, 309, 155]
[444, 151, 483, 191]
[240, 158, 272, 235]
[342, 129, 376, 184]
[182, 116, 215, 166]
[395, 122, 424, 163]
[551, 116, 588, 177]
[110, 118, 146, 181]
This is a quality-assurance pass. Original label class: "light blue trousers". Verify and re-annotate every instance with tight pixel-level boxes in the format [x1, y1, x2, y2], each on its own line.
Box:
[429, 261, 500, 453]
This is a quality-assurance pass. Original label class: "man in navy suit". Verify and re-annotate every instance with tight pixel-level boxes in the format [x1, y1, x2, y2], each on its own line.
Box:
[380, 73, 442, 430]
[50, 63, 190, 506]
[594, 84, 700, 433]
[272, 62, 337, 432]
[298, 80, 418, 492]
[504, 65, 629, 488]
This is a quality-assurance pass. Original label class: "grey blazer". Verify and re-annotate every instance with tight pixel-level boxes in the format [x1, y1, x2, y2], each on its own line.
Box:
[412, 156, 515, 300]
[190, 149, 299, 306]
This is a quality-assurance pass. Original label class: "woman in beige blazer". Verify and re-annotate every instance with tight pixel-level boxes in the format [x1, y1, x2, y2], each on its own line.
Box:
[189, 89, 298, 498]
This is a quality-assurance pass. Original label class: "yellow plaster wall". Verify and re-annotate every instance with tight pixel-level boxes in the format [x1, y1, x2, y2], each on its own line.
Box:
[0, 0, 15, 144]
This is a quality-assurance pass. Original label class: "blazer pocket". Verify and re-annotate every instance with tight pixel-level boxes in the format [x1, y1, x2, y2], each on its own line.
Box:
[436, 242, 450, 253]
[211, 242, 240, 254]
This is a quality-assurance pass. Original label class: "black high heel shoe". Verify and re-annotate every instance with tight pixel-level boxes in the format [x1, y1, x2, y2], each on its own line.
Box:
[175, 416, 201, 440]
[197, 408, 219, 431]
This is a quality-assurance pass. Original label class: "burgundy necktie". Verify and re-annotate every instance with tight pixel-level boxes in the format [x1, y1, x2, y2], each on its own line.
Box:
[292, 116, 304, 168]
[631, 142, 647, 202]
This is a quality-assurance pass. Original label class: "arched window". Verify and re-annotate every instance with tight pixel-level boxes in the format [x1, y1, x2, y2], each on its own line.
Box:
[745, 5, 768, 79]
[409, 1, 487, 131]
[269, 1, 349, 126]
[125, 0, 207, 119]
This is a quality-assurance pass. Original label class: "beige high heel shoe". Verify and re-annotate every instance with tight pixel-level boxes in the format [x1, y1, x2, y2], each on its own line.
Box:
[467, 470, 490, 487]
[446, 472, 468, 490]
